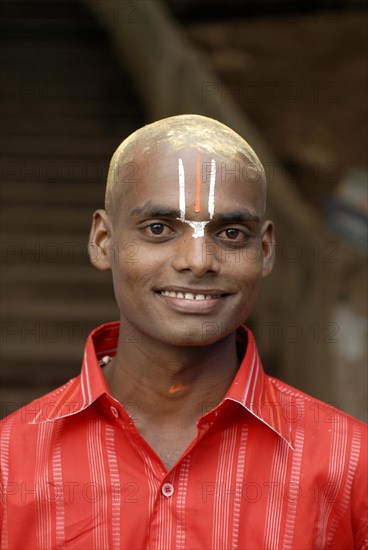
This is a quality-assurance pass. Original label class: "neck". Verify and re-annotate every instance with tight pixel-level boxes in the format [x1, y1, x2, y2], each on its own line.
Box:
[103, 327, 241, 428]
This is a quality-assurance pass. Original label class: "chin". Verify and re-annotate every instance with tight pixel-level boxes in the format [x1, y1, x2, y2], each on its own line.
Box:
[161, 332, 208, 347]
[156, 322, 235, 348]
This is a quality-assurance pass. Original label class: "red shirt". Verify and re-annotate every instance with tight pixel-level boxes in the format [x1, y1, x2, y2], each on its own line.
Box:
[1, 322, 367, 549]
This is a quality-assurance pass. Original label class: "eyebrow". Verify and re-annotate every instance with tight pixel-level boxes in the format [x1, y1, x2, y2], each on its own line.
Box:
[211, 210, 261, 224]
[129, 202, 260, 223]
[129, 203, 181, 219]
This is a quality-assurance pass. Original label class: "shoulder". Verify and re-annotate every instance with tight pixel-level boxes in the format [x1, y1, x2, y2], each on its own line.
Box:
[0, 377, 79, 432]
[267, 375, 367, 493]
[268, 374, 367, 434]
[267, 376, 367, 543]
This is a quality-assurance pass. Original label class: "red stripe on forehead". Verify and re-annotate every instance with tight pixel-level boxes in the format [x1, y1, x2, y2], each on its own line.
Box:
[195, 152, 201, 213]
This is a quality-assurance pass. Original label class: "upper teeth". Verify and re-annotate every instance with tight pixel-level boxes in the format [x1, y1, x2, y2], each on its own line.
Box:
[160, 290, 220, 300]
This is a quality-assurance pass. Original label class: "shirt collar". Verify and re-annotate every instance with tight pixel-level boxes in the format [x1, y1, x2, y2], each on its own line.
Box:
[30, 322, 118, 424]
[30, 322, 294, 448]
[222, 325, 294, 450]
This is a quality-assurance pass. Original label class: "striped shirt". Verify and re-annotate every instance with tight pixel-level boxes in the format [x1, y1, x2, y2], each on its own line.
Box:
[1, 322, 367, 549]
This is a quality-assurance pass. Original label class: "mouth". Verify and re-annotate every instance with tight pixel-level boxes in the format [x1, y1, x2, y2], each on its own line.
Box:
[154, 288, 231, 313]
[158, 290, 226, 301]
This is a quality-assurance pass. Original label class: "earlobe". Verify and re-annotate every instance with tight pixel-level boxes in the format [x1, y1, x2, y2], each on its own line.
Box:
[261, 220, 275, 278]
[88, 209, 112, 271]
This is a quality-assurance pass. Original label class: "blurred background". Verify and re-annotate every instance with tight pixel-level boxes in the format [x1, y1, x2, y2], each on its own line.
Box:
[1, 0, 367, 420]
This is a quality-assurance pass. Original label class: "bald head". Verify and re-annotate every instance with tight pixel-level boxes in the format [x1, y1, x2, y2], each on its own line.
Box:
[105, 114, 266, 213]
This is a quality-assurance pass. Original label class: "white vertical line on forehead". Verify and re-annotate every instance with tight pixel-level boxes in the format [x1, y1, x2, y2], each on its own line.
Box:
[208, 159, 216, 219]
[178, 158, 186, 221]
[177, 156, 216, 238]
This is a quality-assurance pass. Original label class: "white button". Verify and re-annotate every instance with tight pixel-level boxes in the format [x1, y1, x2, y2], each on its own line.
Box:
[110, 406, 119, 418]
[161, 483, 174, 497]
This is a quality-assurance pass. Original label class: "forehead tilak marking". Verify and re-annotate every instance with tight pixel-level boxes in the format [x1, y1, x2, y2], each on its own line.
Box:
[195, 152, 201, 213]
[177, 157, 217, 239]
[178, 158, 186, 222]
[208, 158, 216, 219]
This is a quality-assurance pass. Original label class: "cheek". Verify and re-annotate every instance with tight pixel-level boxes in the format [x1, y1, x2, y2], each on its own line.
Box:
[230, 256, 264, 309]
[108, 236, 141, 270]
[240, 277, 262, 306]
[111, 261, 150, 294]
[110, 243, 164, 305]
[228, 248, 263, 283]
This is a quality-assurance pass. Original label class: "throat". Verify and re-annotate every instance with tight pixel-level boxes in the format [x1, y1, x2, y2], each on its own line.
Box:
[138, 422, 198, 471]
[103, 330, 241, 425]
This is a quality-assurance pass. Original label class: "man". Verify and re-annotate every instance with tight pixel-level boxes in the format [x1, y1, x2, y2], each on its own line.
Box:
[1, 115, 367, 549]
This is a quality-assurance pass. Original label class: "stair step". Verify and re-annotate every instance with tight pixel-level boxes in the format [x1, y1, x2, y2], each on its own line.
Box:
[1, 156, 108, 184]
[4, 280, 114, 301]
[2, 263, 114, 284]
[1, 234, 94, 265]
[1, 114, 135, 137]
[2, 297, 118, 321]
[1, 1, 94, 22]
[2, 205, 94, 232]
[1, 95, 141, 117]
[1, 184, 104, 205]
[2, 345, 85, 380]
[2, 134, 123, 158]
[1, 356, 82, 391]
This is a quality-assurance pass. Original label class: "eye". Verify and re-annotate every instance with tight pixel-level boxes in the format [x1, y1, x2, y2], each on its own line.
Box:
[143, 222, 174, 238]
[150, 223, 165, 235]
[224, 228, 240, 240]
[218, 227, 245, 241]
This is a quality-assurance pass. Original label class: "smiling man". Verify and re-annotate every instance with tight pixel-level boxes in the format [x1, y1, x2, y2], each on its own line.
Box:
[1, 115, 367, 549]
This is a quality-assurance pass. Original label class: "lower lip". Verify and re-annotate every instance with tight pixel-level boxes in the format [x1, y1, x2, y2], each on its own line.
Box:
[156, 292, 228, 313]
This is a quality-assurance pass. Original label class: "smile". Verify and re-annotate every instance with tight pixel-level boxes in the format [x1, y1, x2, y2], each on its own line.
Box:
[159, 290, 223, 301]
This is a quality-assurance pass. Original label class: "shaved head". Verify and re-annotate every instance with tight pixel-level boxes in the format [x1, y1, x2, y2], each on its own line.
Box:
[105, 114, 266, 213]
[91, 114, 275, 343]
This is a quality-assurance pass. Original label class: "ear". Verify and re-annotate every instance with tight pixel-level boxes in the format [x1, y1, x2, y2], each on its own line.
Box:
[88, 209, 112, 271]
[260, 220, 275, 278]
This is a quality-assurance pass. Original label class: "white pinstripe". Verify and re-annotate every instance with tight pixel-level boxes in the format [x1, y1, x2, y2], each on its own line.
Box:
[129, 437, 162, 550]
[81, 350, 92, 406]
[35, 422, 54, 549]
[87, 420, 109, 549]
[241, 348, 257, 403]
[175, 455, 191, 549]
[282, 399, 305, 549]
[231, 424, 248, 550]
[105, 424, 121, 550]
[325, 422, 362, 548]
[52, 420, 66, 549]
[157, 469, 174, 550]
[315, 415, 348, 548]
[263, 436, 289, 549]
[212, 424, 238, 550]
[249, 353, 260, 407]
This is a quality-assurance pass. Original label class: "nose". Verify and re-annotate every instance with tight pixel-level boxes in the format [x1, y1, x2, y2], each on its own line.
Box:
[171, 234, 221, 277]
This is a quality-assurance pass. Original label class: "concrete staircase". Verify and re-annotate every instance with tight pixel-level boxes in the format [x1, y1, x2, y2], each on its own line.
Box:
[1, 0, 146, 415]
